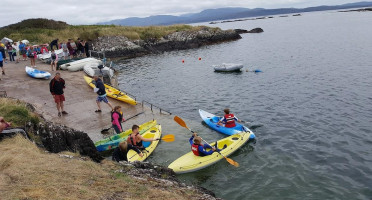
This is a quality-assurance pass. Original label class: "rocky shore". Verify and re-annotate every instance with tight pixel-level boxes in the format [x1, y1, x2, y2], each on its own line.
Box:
[92, 27, 262, 58]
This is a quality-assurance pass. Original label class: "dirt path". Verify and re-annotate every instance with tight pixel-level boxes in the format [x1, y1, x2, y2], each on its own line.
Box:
[0, 59, 145, 141]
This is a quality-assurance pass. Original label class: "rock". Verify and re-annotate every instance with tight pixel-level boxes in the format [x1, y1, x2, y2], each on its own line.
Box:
[234, 29, 248, 34]
[25, 121, 103, 162]
[92, 28, 241, 58]
[247, 28, 264, 33]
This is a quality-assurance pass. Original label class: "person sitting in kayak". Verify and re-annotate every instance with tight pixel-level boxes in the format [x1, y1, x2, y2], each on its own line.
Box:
[190, 133, 225, 156]
[112, 141, 143, 162]
[127, 125, 159, 149]
[217, 108, 241, 128]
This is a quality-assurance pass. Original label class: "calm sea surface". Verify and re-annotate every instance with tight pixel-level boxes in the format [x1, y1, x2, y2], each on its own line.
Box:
[115, 10, 372, 200]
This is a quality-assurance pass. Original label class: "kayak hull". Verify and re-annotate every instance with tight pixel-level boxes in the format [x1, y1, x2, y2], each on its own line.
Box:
[84, 76, 137, 105]
[127, 125, 162, 162]
[25, 66, 51, 79]
[199, 109, 255, 139]
[94, 120, 157, 152]
[168, 132, 251, 174]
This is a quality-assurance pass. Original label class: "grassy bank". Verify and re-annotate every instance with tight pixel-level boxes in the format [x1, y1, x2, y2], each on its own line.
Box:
[0, 18, 219, 44]
[0, 98, 39, 127]
[0, 136, 195, 200]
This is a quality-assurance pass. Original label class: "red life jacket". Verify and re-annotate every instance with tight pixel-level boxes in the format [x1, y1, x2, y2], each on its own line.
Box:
[127, 133, 140, 146]
[224, 114, 236, 128]
[191, 143, 201, 156]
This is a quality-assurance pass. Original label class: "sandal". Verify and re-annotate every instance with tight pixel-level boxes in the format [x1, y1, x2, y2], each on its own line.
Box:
[61, 111, 68, 114]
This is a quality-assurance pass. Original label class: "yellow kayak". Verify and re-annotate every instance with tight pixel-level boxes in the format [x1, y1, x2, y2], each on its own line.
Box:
[84, 76, 137, 105]
[168, 132, 251, 174]
[127, 125, 162, 162]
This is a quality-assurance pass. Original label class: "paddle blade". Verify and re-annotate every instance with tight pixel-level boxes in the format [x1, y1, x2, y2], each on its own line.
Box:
[174, 116, 188, 129]
[225, 157, 239, 167]
[161, 134, 175, 142]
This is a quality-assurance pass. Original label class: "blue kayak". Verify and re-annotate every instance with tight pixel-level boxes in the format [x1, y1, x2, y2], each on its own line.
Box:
[25, 66, 51, 79]
[199, 109, 255, 140]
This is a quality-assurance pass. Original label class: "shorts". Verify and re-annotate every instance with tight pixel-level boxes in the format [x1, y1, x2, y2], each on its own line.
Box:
[63, 51, 68, 57]
[96, 95, 109, 103]
[54, 94, 65, 103]
[0, 61, 3, 67]
[51, 59, 57, 64]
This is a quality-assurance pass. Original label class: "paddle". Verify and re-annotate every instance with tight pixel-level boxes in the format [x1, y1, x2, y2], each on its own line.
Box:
[246, 69, 262, 73]
[173, 116, 239, 167]
[101, 112, 145, 133]
[159, 134, 175, 142]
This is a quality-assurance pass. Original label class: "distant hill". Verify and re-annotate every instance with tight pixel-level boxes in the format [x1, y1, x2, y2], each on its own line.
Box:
[100, 1, 372, 26]
[1, 18, 68, 30]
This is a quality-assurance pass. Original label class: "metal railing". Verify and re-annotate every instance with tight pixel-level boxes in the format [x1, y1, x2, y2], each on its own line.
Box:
[142, 100, 172, 115]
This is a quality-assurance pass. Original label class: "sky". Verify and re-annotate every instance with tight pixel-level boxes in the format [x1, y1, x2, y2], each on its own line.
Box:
[0, 0, 364, 27]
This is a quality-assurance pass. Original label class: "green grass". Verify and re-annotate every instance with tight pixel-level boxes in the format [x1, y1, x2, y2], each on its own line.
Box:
[0, 18, 221, 44]
[0, 98, 40, 127]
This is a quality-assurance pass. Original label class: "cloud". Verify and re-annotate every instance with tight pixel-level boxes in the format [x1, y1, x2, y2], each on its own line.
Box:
[0, 0, 362, 27]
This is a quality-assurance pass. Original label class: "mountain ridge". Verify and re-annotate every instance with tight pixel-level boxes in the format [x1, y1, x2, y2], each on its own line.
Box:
[99, 1, 372, 26]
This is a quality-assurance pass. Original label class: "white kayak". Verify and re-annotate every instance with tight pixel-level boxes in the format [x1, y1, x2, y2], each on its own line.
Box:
[59, 58, 101, 71]
[213, 63, 243, 72]
[83, 62, 114, 78]
[37, 49, 64, 60]
[25, 66, 51, 79]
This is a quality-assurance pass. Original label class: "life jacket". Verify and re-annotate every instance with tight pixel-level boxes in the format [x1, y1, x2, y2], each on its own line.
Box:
[127, 132, 140, 147]
[191, 143, 202, 156]
[111, 111, 123, 123]
[51, 53, 56, 60]
[224, 114, 236, 128]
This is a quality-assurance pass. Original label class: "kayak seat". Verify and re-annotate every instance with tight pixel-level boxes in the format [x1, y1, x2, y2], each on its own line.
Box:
[232, 137, 239, 140]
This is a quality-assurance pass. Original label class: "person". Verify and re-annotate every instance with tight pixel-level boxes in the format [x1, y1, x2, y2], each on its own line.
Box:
[77, 39, 84, 57]
[127, 125, 160, 149]
[27, 46, 37, 67]
[0, 117, 28, 139]
[6, 42, 14, 62]
[189, 133, 219, 156]
[67, 39, 76, 59]
[50, 38, 59, 50]
[12, 42, 19, 63]
[217, 108, 241, 128]
[0, 51, 4, 76]
[0, 43, 6, 63]
[19, 41, 27, 61]
[50, 49, 58, 71]
[93, 75, 113, 112]
[112, 141, 143, 162]
[84, 40, 90, 57]
[111, 106, 125, 134]
[61, 41, 68, 60]
[49, 72, 68, 117]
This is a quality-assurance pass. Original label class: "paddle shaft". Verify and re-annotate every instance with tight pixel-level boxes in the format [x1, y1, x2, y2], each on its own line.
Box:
[101, 112, 145, 133]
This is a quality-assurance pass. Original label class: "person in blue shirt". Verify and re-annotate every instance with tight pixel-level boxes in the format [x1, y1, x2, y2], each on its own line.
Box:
[0, 52, 4, 75]
[19, 42, 27, 61]
[189, 133, 226, 156]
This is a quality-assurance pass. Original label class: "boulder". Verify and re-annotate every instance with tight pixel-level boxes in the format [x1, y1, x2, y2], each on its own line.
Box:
[247, 28, 264, 33]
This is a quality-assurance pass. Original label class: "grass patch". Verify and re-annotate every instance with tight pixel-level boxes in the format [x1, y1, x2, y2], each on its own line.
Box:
[0, 136, 200, 200]
[0, 18, 221, 44]
[0, 98, 40, 127]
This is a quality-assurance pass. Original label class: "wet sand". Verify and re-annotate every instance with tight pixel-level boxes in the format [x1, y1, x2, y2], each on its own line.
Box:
[0, 59, 147, 141]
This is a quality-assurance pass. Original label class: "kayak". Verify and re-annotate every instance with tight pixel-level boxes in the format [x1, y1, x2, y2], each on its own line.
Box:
[213, 63, 243, 72]
[199, 109, 255, 140]
[37, 49, 64, 60]
[25, 66, 51, 79]
[84, 76, 137, 105]
[168, 132, 251, 174]
[94, 120, 157, 152]
[127, 124, 162, 162]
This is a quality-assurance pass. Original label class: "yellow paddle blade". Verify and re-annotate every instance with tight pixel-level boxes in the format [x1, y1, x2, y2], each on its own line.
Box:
[174, 116, 189, 129]
[224, 156, 239, 167]
[161, 134, 175, 142]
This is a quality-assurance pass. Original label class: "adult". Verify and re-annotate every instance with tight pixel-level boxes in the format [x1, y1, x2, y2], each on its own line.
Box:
[50, 49, 58, 71]
[93, 75, 113, 112]
[49, 72, 68, 117]
[0, 43, 6, 63]
[0, 51, 4, 75]
[84, 40, 90, 57]
[6, 42, 14, 62]
[76, 39, 85, 57]
[67, 39, 75, 59]
[19, 41, 27, 61]
[61, 41, 68, 60]
[12, 42, 19, 63]
[27, 46, 37, 67]
[50, 38, 59, 50]
[190, 133, 218, 156]
[111, 106, 125, 134]
[112, 141, 143, 162]
[217, 108, 241, 128]
[127, 125, 159, 149]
